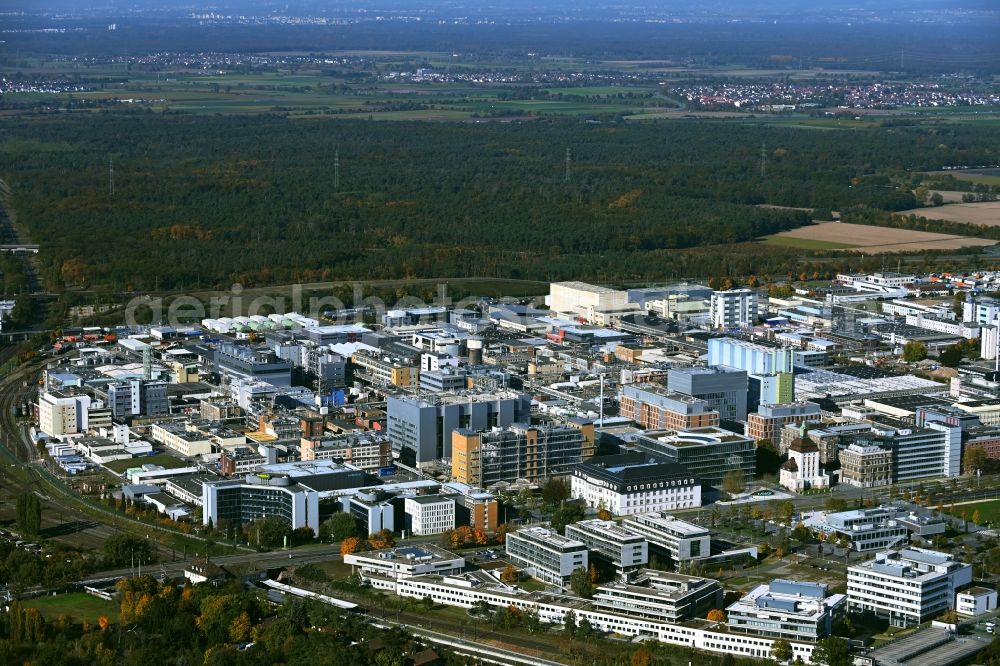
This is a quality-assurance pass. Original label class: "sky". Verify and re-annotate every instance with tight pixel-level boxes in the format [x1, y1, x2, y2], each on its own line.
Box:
[7, 0, 998, 14]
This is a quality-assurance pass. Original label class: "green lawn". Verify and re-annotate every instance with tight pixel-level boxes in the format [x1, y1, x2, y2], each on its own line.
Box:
[947, 499, 1000, 525]
[518, 578, 547, 592]
[24, 592, 118, 624]
[758, 235, 859, 250]
[314, 559, 354, 580]
[104, 454, 191, 474]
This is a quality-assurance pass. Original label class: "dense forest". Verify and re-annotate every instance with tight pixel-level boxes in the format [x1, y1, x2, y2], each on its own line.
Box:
[2, 112, 999, 292]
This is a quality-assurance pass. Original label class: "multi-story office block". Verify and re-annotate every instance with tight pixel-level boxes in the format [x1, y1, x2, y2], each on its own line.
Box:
[839, 443, 893, 488]
[622, 512, 710, 564]
[634, 427, 755, 487]
[202, 472, 320, 534]
[38, 390, 91, 437]
[667, 367, 748, 422]
[748, 372, 795, 409]
[219, 445, 276, 477]
[707, 337, 794, 376]
[150, 421, 213, 457]
[745, 402, 821, 445]
[727, 580, 845, 643]
[618, 384, 719, 430]
[452, 420, 595, 487]
[420, 367, 469, 392]
[107, 379, 168, 420]
[593, 569, 722, 623]
[847, 548, 972, 627]
[300, 432, 393, 472]
[571, 453, 701, 515]
[343, 490, 396, 535]
[811, 507, 909, 553]
[565, 519, 648, 575]
[214, 343, 293, 387]
[351, 350, 419, 388]
[852, 420, 961, 482]
[710, 289, 758, 330]
[443, 482, 500, 532]
[505, 527, 588, 588]
[388, 391, 531, 464]
[404, 495, 456, 536]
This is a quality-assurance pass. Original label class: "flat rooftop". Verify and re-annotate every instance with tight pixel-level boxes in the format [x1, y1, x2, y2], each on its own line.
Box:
[627, 513, 709, 537]
[569, 519, 645, 542]
[553, 281, 620, 294]
[512, 527, 587, 550]
[351, 544, 462, 563]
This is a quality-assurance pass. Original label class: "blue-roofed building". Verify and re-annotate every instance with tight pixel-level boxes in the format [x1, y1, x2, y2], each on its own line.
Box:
[726, 579, 846, 642]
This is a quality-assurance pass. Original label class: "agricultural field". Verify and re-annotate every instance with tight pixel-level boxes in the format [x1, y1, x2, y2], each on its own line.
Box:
[928, 170, 1000, 187]
[760, 221, 997, 253]
[759, 235, 858, 250]
[896, 201, 1000, 226]
[927, 191, 968, 203]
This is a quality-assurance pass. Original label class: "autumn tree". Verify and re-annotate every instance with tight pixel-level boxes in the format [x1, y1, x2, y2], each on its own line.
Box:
[367, 528, 395, 550]
[229, 611, 252, 643]
[706, 609, 727, 623]
[631, 647, 653, 666]
[340, 536, 362, 555]
[500, 564, 518, 584]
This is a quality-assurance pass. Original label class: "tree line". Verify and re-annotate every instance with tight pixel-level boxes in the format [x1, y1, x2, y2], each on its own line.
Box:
[2, 113, 999, 293]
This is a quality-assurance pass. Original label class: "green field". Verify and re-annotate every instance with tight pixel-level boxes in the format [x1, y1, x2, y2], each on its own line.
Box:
[948, 499, 1000, 526]
[945, 173, 1000, 187]
[0, 65, 673, 119]
[24, 592, 118, 624]
[104, 454, 191, 474]
[758, 235, 859, 250]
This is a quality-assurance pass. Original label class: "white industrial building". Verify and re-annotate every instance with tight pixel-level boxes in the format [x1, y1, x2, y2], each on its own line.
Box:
[344, 545, 465, 583]
[956, 587, 998, 617]
[727, 579, 845, 643]
[709, 289, 758, 330]
[622, 512, 710, 564]
[505, 526, 588, 588]
[404, 495, 456, 536]
[38, 390, 91, 437]
[547, 281, 638, 325]
[393, 572, 815, 663]
[564, 519, 648, 576]
[847, 548, 972, 627]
